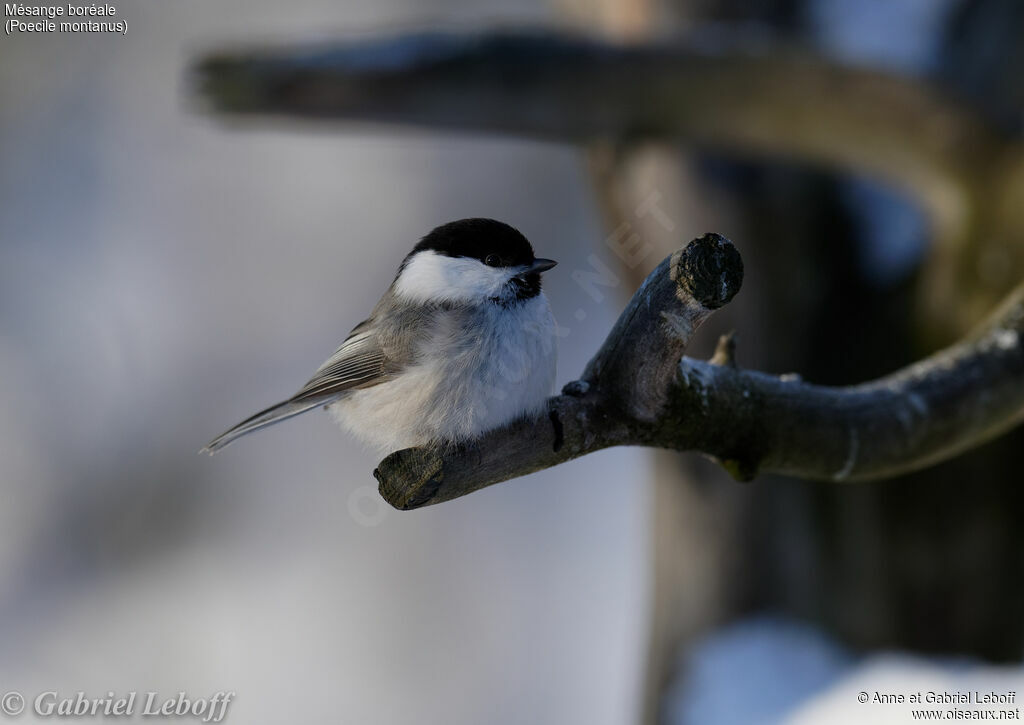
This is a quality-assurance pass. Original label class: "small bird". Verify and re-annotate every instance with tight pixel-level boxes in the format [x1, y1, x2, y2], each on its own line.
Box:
[203, 218, 558, 455]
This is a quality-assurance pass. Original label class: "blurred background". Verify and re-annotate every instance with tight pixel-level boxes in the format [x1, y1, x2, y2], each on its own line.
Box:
[2, 1, 1023, 724]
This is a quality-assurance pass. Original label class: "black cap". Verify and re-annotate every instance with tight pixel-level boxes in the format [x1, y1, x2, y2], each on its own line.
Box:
[411, 218, 536, 268]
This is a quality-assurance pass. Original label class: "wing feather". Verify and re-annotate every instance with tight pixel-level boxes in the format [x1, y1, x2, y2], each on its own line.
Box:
[202, 322, 402, 454]
[291, 329, 396, 400]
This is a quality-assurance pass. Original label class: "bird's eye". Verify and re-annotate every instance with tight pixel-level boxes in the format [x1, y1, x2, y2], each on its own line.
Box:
[484, 254, 502, 267]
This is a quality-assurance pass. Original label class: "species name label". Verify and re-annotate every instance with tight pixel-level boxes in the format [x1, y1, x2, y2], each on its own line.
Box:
[4, 4, 126, 36]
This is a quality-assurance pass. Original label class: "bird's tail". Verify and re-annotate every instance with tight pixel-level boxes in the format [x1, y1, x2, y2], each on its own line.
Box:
[201, 396, 337, 454]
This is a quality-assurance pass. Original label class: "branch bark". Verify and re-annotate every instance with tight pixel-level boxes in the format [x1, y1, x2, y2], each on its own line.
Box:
[191, 29, 1024, 340]
[193, 30, 998, 226]
[374, 234, 1024, 510]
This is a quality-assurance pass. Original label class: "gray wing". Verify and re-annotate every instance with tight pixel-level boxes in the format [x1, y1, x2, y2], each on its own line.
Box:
[293, 323, 396, 400]
[202, 316, 407, 454]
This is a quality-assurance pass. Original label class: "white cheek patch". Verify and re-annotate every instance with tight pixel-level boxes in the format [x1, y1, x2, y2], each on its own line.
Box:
[395, 250, 513, 303]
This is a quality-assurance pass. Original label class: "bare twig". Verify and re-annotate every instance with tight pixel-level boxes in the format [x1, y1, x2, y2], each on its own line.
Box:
[374, 234, 1024, 510]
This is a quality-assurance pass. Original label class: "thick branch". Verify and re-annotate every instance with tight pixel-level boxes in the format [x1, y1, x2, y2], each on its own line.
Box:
[193, 30, 1013, 247]
[192, 29, 1024, 340]
[374, 236, 1024, 510]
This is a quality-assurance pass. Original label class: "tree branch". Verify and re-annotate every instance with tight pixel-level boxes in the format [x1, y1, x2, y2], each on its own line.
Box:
[374, 234, 1024, 510]
[188, 30, 1024, 507]
[193, 30, 1001, 226]
[191, 29, 1024, 339]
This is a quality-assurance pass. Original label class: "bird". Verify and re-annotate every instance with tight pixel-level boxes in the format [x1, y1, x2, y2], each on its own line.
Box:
[203, 218, 558, 455]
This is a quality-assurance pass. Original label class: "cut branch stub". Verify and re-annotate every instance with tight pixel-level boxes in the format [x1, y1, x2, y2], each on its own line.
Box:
[581, 232, 743, 422]
[675, 234, 744, 310]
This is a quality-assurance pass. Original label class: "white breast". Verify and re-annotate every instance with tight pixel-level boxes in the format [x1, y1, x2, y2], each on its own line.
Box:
[328, 295, 557, 453]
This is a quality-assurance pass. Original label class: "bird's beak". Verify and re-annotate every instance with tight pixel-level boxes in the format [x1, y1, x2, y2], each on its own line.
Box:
[522, 258, 558, 276]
